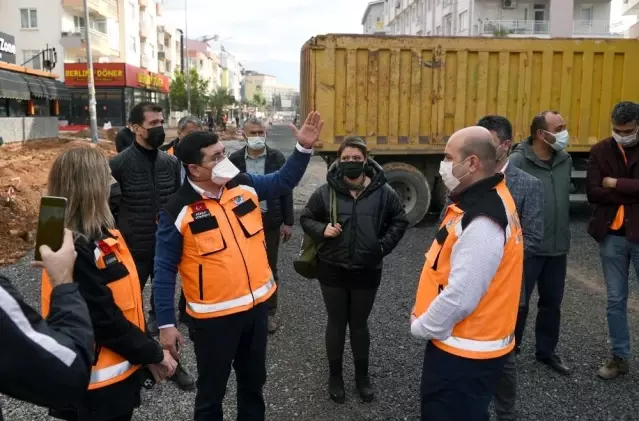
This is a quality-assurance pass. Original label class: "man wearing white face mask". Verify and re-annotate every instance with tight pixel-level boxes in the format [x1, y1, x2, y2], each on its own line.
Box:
[152, 112, 324, 421]
[229, 117, 295, 334]
[411, 126, 523, 420]
[587, 101, 639, 380]
[509, 111, 572, 375]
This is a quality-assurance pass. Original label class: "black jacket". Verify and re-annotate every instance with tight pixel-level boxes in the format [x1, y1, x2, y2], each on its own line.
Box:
[229, 146, 294, 229]
[0, 275, 93, 419]
[109, 143, 181, 262]
[115, 128, 135, 153]
[50, 233, 164, 421]
[300, 159, 408, 270]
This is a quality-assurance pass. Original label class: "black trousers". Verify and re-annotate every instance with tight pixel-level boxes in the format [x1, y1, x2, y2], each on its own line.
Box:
[191, 303, 268, 421]
[134, 259, 155, 318]
[421, 343, 508, 421]
[514, 254, 567, 358]
[318, 282, 379, 362]
[264, 227, 281, 316]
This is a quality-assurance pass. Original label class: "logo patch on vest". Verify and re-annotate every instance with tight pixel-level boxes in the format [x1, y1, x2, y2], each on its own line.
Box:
[191, 201, 212, 221]
[233, 195, 245, 205]
[103, 253, 119, 267]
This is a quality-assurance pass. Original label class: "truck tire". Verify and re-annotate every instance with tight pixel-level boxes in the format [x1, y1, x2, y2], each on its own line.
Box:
[382, 162, 431, 227]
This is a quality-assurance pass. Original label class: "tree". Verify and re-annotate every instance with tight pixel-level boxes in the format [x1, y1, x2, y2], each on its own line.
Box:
[252, 92, 267, 110]
[169, 68, 210, 115]
[209, 87, 235, 118]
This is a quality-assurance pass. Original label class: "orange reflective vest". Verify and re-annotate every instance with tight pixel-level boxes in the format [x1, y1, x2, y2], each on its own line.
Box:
[412, 179, 523, 360]
[172, 180, 276, 319]
[166, 146, 174, 156]
[41, 229, 145, 389]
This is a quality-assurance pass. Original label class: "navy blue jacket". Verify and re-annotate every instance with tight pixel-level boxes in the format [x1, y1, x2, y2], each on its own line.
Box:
[152, 145, 312, 327]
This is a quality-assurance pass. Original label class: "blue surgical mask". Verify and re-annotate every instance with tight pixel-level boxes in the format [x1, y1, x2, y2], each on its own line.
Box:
[545, 130, 569, 151]
[247, 136, 266, 150]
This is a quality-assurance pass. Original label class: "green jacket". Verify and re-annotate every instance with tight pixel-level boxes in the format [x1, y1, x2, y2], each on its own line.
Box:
[510, 137, 572, 256]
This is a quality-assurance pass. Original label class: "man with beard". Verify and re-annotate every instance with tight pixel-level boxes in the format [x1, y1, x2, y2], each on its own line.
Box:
[109, 102, 195, 390]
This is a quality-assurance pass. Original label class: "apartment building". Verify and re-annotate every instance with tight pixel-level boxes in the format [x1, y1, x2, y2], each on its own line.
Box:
[243, 70, 276, 104]
[186, 38, 221, 92]
[622, 0, 639, 37]
[157, 24, 181, 78]
[362, 0, 388, 34]
[385, 0, 621, 39]
[219, 49, 242, 101]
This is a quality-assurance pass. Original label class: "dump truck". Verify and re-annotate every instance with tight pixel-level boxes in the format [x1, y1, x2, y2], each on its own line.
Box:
[300, 34, 639, 226]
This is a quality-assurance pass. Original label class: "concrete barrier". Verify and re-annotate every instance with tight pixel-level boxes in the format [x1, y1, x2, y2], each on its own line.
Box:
[0, 117, 59, 143]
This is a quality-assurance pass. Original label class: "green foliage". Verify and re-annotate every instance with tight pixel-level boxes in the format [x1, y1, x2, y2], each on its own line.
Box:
[169, 68, 210, 115]
[209, 87, 235, 117]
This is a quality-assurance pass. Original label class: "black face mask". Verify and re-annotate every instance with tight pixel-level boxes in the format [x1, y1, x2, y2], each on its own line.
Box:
[145, 126, 166, 149]
[338, 161, 366, 179]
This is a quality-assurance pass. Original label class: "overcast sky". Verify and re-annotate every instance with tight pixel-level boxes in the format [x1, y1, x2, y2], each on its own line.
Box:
[163, 0, 369, 88]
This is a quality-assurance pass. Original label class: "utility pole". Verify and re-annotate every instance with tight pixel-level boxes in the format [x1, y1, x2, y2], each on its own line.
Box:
[185, 0, 191, 113]
[83, 0, 98, 143]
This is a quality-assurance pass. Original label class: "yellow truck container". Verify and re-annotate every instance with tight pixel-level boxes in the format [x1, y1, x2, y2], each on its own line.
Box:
[300, 34, 639, 225]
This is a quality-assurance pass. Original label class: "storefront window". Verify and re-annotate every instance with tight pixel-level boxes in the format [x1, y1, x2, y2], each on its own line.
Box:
[32, 98, 50, 116]
[6, 99, 28, 117]
[70, 89, 124, 126]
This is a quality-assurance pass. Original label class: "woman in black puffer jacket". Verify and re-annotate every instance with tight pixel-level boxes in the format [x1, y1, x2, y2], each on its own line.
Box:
[300, 136, 408, 404]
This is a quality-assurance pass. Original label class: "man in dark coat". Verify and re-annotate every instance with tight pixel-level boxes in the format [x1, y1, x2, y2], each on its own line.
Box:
[229, 117, 294, 334]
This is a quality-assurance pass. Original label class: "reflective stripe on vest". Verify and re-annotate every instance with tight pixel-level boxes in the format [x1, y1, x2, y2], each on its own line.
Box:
[40, 229, 145, 389]
[177, 183, 276, 319]
[412, 179, 523, 360]
[187, 277, 275, 314]
[90, 360, 133, 384]
[440, 334, 515, 354]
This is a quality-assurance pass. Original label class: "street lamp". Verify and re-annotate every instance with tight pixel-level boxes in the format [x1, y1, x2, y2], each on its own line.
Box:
[83, 0, 98, 143]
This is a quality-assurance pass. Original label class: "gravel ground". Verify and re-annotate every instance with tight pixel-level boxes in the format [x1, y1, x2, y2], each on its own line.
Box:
[3, 126, 639, 420]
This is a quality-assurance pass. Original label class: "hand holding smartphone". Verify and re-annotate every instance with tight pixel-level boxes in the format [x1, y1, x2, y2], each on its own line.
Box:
[34, 196, 67, 262]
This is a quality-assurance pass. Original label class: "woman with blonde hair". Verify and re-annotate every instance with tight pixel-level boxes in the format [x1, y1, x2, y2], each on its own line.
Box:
[40, 146, 177, 421]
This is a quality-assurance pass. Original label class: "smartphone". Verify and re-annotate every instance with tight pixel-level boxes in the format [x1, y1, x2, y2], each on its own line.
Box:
[34, 196, 68, 262]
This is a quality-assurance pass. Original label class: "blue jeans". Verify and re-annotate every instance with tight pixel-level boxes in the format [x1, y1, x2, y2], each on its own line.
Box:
[600, 234, 639, 359]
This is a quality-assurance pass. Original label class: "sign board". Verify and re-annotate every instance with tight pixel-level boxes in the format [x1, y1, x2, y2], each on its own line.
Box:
[0, 32, 16, 64]
[63, 63, 170, 93]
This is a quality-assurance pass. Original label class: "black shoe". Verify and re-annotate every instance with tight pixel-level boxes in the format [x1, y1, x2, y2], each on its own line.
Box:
[170, 362, 196, 391]
[536, 354, 570, 375]
[354, 359, 375, 402]
[328, 359, 345, 404]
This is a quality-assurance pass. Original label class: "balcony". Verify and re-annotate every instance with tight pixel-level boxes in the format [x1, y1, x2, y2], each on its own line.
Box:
[623, 0, 639, 16]
[60, 29, 118, 59]
[139, 23, 148, 39]
[63, 0, 117, 20]
[573, 20, 625, 38]
[141, 55, 150, 69]
[479, 20, 549, 37]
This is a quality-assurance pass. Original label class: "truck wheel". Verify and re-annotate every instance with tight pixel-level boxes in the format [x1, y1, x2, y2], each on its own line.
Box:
[383, 162, 431, 227]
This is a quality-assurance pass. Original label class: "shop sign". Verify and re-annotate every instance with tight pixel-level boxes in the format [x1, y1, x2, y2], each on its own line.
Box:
[64, 63, 126, 87]
[0, 32, 16, 64]
[125, 64, 170, 93]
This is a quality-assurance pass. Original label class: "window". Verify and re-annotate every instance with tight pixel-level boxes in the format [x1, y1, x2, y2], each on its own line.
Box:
[22, 50, 41, 70]
[149, 44, 155, 59]
[436, 25, 441, 34]
[91, 18, 107, 34]
[73, 16, 85, 32]
[458, 10, 468, 32]
[129, 36, 136, 52]
[581, 6, 594, 22]
[20, 8, 38, 29]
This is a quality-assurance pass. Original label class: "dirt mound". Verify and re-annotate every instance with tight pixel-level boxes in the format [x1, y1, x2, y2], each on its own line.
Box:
[66, 127, 111, 139]
[0, 138, 116, 265]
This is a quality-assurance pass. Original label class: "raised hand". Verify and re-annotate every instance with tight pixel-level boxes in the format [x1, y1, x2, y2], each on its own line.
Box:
[288, 111, 324, 149]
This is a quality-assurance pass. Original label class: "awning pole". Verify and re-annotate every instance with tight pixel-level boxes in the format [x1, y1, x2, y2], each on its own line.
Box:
[83, 0, 99, 143]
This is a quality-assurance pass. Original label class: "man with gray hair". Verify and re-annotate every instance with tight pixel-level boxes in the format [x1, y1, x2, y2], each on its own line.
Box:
[162, 115, 203, 157]
[411, 126, 524, 420]
[229, 116, 295, 334]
